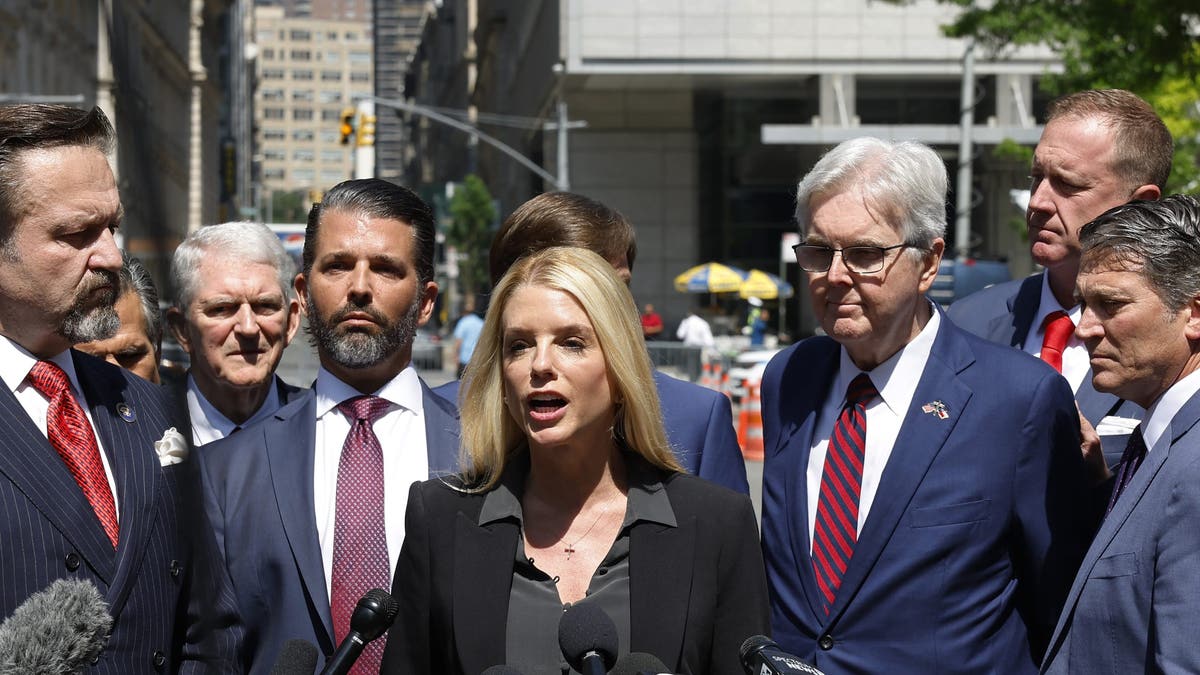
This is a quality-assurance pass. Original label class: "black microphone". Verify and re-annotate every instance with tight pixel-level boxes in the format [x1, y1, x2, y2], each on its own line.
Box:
[739, 635, 828, 675]
[270, 638, 320, 675]
[610, 651, 672, 675]
[319, 588, 400, 675]
[557, 603, 619, 675]
[0, 578, 112, 673]
[480, 666, 526, 674]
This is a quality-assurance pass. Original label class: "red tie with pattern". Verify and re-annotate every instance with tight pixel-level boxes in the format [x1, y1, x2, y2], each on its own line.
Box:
[1040, 310, 1074, 373]
[811, 373, 877, 615]
[331, 395, 391, 674]
[28, 360, 119, 548]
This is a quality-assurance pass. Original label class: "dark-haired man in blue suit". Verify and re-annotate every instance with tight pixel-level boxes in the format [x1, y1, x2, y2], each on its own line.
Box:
[435, 190, 748, 494]
[199, 179, 459, 673]
[0, 104, 239, 672]
[949, 89, 1171, 467]
[761, 138, 1095, 674]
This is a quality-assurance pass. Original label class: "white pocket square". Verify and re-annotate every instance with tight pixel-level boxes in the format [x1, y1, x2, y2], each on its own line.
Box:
[1096, 415, 1140, 436]
[154, 427, 189, 466]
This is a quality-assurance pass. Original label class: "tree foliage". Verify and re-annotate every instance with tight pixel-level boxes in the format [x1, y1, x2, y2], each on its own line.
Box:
[446, 174, 497, 297]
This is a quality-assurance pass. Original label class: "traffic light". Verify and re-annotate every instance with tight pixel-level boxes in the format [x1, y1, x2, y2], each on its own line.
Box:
[338, 108, 355, 145]
[356, 114, 376, 147]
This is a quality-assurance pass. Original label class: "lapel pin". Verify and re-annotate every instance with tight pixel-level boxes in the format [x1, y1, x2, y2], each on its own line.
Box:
[116, 402, 136, 423]
[921, 401, 949, 420]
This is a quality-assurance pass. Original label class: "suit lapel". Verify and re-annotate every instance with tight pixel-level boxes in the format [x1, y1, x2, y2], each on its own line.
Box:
[776, 340, 840, 621]
[827, 322, 974, 622]
[452, 512, 517, 675]
[74, 353, 160, 619]
[629, 514, 696, 666]
[989, 273, 1041, 348]
[421, 381, 461, 476]
[263, 392, 334, 644]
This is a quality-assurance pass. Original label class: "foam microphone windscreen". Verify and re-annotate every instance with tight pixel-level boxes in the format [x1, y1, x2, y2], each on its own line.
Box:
[557, 603, 619, 671]
[269, 639, 320, 675]
[479, 666, 526, 674]
[0, 578, 112, 673]
[610, 651, 671, 675]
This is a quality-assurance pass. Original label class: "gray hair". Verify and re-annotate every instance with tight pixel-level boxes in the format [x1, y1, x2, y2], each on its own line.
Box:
[171, 221, 295, 310]
[120, 253, 162, 356]
[795, 137, 947, 249]
[1079, 195, 1200, 311]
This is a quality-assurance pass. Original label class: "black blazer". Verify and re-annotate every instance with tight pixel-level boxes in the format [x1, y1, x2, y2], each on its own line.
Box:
[381, 466, 770, 675]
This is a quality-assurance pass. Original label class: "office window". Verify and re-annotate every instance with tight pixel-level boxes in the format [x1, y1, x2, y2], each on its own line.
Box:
[320, 129, 338, 143]
[293, 129, 315, 142]
[323, 51, 341, 64]
[264, 149, 286, 161]
[290, 29, 311, 41]
[319, 90, 342, 104]
[291, 50, 312, 61]
[294, 149, 315, 162]
[261, 69, 285, 80]
[321, 150, 344, 162]
[321, 108, 343, 121]
[261, 48, 275, 60]
[321, 70, 342, 82]
[348, 51, 370, 64]
[261, 88, 285, 101]
[263, 128, 286, 141]
[292, 70, 313, 80]
[263, 107, 285, 119]
[292, 168, 315, 182]
[293, 108, 314, 121]
[292, 90, 314, 102]
[349, 72, 369, 82]
[264, 168, 285, 180]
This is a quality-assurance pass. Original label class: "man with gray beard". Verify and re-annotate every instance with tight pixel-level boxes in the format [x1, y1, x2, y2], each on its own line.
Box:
[0, 104, 241, 672]
[197, 178, 460, 673]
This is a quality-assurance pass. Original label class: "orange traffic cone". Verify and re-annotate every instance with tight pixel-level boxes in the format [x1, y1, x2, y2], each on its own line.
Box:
[699, 362, 715, 390]
[718, 368, 731, 400]
[737, 382, 765, 461]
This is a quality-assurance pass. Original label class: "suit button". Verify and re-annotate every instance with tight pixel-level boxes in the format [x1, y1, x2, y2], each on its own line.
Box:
[152, 650, 166, 669]
[65, 552, 81, 571]
[169, 560, 182, 577]
[818, 634, 834, 650]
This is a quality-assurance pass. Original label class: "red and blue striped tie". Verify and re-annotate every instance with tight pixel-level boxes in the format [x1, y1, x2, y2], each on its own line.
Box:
[811, 373, 877, 614]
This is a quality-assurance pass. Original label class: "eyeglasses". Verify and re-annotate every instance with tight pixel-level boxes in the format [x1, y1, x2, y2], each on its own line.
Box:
[792, 243, 911, 274]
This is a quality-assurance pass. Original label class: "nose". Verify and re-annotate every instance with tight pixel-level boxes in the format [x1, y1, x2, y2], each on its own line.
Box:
[530, 342, 555, 378]
[232, 304, 258, 335]
[347, 263, 372, 303]
[1076, 306, 1102, 341]
[1027, 177, 1054, 216]
[824, 250, 855, 286]
[91, 227, 122, 273]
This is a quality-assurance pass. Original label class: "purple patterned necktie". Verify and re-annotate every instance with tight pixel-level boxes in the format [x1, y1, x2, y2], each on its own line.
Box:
[1106, 425, 1148, 516]
[331, 395, 391, 674]
[811, 373, 877, 614]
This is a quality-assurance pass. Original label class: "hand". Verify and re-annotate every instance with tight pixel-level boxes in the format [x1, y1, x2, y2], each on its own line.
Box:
[1077, 405, 1112, 486]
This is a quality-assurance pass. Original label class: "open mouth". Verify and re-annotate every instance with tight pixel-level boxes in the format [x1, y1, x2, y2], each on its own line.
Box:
[529, 394, 567, 413]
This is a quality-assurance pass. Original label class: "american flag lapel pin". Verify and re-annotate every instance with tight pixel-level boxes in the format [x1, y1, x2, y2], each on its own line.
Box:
[921, 401, 949, 420]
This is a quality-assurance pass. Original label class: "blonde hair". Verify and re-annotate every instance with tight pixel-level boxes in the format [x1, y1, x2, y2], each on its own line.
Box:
[459, 246, 681, 490]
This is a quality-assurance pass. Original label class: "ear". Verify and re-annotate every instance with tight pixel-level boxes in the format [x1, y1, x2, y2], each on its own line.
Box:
[283, 297, 302, 345]
[293, 273, 309, 317]
[1130, 184, 1161, 202]
[165, 307, 192, 356]
[416, 280, 439, 328]
[1184, 294, 1200, 342]
[916, 238, 945, 294]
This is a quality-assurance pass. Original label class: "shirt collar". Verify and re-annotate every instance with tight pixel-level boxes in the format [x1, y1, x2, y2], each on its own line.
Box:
[187, 373, 283, 437]
[314, 364, 424, 420]
[479, 452, 677, 529]
[1032, 271, 1082, 333]
[0, 336, 85, 400]
[836, 302, 941, 416]
[1142, 367, 1200, 452]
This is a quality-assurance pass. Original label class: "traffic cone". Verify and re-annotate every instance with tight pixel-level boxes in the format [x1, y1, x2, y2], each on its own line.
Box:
[737, 382, 765, 461]
[699, 362, 715, 390]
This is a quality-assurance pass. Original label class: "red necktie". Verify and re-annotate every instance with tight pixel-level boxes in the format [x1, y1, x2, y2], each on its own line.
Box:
[28, 360, 119, 548]
[811, 374, 877, 614]
[1040, 310, 1074, 373]
[331, 395, 391, 674]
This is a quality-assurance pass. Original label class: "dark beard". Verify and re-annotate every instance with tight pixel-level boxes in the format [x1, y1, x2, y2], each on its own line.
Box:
[305, 294, 421, 369]
[61, 270, 120, 343]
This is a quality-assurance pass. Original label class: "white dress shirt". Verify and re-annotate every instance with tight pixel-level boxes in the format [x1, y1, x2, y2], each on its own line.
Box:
[0, 336, 120, 516]
[186, 374, 284, 446]
[807, 309, 941, 549]
[1023, 274, 1089, 393]
[312, 365, 430, 595]
[1140, 367, 1200, 455]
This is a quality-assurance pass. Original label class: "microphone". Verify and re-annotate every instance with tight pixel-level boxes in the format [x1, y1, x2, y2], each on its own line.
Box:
[480, 667, 526, 674]
[739, 635, 828, 675]
[319, 588, 399, 675]
[0, 578, 112, 673]
[557, 603, 619, 675]
[610, 651, 672, 675]
[270, 639, 319, 675]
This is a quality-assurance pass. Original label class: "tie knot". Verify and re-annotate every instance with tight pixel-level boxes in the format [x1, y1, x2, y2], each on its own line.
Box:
[28, 360, 70, 399]
[337, 395, 390, 423]
[846, 373, 878, 406]
[1042, 310, 1074, 337]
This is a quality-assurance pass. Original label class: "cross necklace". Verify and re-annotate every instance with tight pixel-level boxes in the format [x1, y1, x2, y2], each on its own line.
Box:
[561, 495, 621, 560]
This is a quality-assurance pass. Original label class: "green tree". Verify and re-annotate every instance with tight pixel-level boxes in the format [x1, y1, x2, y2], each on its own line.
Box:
[269, 189, 309, 223]
[447, 174, 497, 297]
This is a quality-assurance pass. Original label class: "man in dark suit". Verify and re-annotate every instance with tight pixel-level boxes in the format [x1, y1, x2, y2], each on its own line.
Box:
[1043, 195, 1200, 672]
[435, 191, 749, 494]
[0, 104, 239, 672]
[761, 137, 1095, 673]
[948, 89, 1173, 467]
[167, 221, 304, 446]
[198, 179, 460, 673]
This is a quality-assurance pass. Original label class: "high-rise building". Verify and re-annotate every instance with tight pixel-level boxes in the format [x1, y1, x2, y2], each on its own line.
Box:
[372, 0, 428, 181]
[253, 4, 373, 202]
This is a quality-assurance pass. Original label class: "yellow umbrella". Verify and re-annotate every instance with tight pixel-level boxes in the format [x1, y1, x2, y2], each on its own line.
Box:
[674, 262, 747, 294]
[739, 269, 794, 300]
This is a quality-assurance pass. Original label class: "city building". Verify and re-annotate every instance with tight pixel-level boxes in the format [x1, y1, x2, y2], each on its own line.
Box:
[373, 0, 428, 183]
[405, 0, 1061, 335]
[253, 3, 373, 203]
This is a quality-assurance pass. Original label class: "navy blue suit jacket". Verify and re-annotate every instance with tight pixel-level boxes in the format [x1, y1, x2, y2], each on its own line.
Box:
[197, 379, 460, 673]
[0, 351, 240, 673]
[433, 370, 749, 494]
[760, 318, 1094, 674]
[1043, 390, 1200, 673]
[948, 273, 1143, 467]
